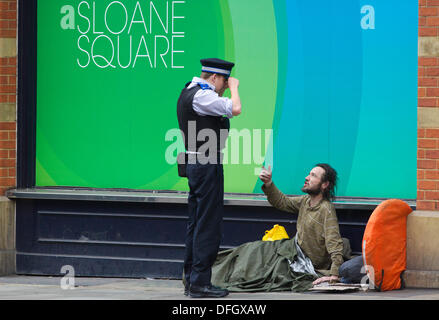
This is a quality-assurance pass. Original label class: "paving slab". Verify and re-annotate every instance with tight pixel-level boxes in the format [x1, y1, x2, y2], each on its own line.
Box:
[0, 275, 438, 300]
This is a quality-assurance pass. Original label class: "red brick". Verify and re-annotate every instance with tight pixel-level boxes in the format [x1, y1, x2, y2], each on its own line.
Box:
[418, 190, 425, 200]
[418, 159, 437, 169]
[0, 2, 10, 10]
[427, 16, 439, 26]
[0, 85, 15, 93]
[0, 140, 15, 149]
[8, 167, 15, 177]
[0, 168, 8, 178]
[425, 67, 439, 76]
[8, 57, 17, 65]
[9, 1, 17, 11]
[0, 30, 15, 38]
[427, 0, 439, 6]
[0, 158, 15, 167]
[425, 190, 439, 199]
[419, 139, 437, 148]
[426, 129, 439, 138]
[417, 201, 436, 210]
[419, 87, 426, 97]
[0, 11, 16, 20]
[0, 131, 8, 140]
[0, 67, 16, 75]
[419, 97, 437, 107]
[0, 177, 15, 187]
[0, 122, 15, 130]
[420, 7, 438, 16]
[420, 27, 438, 36]
[425, 170, 439, 179]
[426, 149, 439, 159]
[0, 76, 9, 85]
[418, 169, 425, 180]
[419, 129, 427, 138]
[420, 57, 439, 66]
[427, 88, 439, 97]
[419, 149, 426, 158]
[418, 180, 436, 190]
[8, 20, 16, 30]
[419, 77, 438, 87]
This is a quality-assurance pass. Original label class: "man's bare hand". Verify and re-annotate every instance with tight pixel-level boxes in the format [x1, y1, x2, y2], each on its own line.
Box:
[259, 165, 272, 187]
[227, 77, 239, 89]
[312, 275, 339, 286]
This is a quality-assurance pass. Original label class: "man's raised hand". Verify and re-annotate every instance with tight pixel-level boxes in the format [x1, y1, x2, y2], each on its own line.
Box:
[259, 165, 272, 187]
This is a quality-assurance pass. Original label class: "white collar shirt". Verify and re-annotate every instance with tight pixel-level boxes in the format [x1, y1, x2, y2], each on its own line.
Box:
[188, 77, 234, 119]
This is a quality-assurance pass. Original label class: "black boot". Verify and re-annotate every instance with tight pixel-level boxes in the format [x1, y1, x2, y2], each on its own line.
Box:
[189, 284, 229, 298]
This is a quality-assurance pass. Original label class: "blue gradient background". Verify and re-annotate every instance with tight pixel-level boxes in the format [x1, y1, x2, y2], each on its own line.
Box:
[252, 0, 417, 199]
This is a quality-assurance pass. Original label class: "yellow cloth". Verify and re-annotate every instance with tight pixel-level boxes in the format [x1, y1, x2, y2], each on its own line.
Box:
[262, 224, 289, 241]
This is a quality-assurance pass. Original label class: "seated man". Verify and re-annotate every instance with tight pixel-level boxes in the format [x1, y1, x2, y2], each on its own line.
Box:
[211, 163, 348, 292]
[259, 163, 344, 285]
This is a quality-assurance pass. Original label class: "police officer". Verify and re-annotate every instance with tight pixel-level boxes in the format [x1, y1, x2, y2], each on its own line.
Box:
[177, 58, 242, 298]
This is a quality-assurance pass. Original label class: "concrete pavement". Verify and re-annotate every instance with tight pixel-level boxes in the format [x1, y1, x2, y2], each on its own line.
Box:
[0, 275, 438, 300]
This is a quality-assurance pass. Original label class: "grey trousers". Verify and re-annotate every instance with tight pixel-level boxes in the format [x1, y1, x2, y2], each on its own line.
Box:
[339, 255, 364, 284]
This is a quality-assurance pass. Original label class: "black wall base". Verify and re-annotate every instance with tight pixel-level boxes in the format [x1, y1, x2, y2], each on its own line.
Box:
[15, 198, 371, 279]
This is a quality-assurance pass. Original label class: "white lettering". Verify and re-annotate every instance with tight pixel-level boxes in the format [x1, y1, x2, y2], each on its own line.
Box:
[77, 1, 90, 34]
[77, 35, 90, 68]
[128, 1, 148, 34]
[361, 5, 375, 30]
[60, 5, 75, 30]
[105, 1, 128, 35]
[72, 1, 185, 69]
[60, 265, 75, 290]
[91, 34, 116, 68]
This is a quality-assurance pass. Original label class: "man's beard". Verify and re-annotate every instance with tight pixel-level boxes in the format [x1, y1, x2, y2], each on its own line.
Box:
[301, 183, 322, 196]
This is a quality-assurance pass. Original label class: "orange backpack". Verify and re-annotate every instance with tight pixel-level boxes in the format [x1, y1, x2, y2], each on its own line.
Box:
[362, 199, 412, 291]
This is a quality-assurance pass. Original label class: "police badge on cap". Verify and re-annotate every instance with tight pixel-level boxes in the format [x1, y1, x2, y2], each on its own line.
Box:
[200, 58, 235, 78]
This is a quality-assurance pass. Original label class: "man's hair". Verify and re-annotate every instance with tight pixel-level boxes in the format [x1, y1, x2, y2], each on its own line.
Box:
[200, 72, 214, 80]
[315, 163, 337, 201]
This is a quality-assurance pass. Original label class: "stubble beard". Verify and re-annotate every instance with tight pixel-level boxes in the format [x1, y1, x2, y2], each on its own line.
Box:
[301, 183, 322, 196]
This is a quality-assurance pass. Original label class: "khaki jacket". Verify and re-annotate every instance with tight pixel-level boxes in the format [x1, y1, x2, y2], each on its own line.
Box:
[262, 182, 344, 276]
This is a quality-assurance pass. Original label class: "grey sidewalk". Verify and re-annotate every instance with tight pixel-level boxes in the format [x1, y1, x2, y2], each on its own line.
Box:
[0, 275, 438, 300]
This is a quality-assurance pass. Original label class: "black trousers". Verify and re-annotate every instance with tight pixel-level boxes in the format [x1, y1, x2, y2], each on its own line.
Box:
[184, 162, 224, 287]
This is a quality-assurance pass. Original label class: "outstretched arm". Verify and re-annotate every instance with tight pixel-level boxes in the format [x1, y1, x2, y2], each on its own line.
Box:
[260, 166, 302, 214]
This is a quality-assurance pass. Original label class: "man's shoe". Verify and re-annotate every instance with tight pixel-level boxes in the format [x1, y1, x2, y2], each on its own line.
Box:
[189, 284, 229, 298]
[184, 284, 189, 296]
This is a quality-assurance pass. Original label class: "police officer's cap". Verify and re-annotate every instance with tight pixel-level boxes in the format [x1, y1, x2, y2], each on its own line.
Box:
[200, 58, 234, 78]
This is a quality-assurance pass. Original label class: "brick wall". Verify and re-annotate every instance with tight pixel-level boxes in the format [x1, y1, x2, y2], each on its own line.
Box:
[418, 0, 439, 210]
[0, 0, 17, 196]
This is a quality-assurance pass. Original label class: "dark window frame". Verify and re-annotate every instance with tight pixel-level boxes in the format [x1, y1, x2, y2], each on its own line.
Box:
[17, 0, 37, 188]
